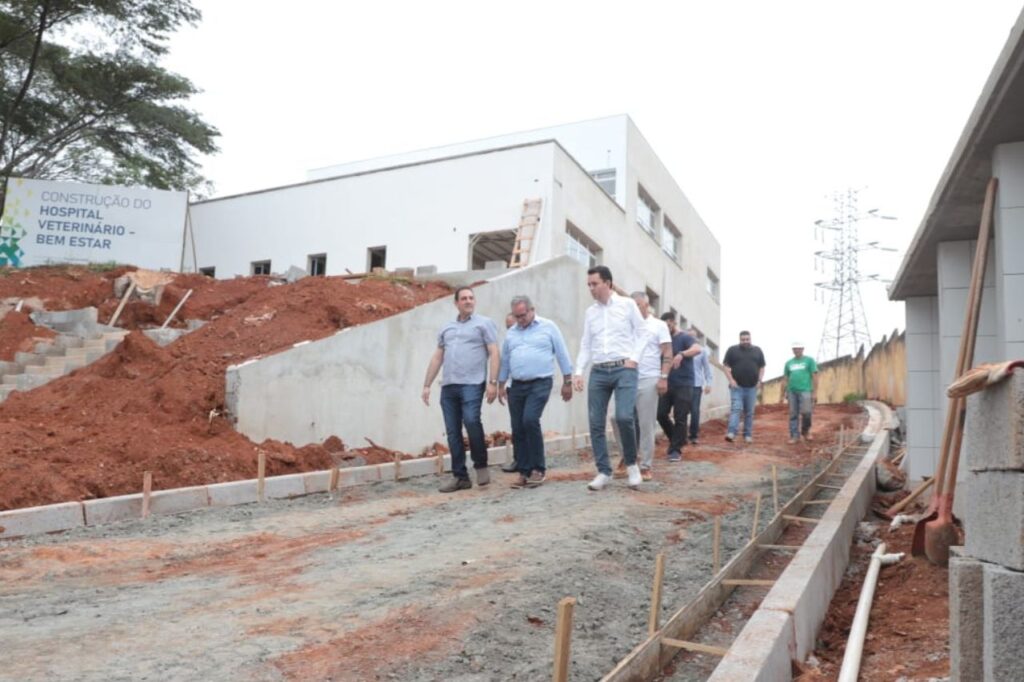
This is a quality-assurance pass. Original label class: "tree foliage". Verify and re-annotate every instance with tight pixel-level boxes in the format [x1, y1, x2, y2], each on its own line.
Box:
[0, 0, 219, 199]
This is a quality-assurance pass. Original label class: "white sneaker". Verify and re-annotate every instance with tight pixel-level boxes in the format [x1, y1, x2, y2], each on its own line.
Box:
[627, 464, 642, 489]
[587, 473, 611, 491]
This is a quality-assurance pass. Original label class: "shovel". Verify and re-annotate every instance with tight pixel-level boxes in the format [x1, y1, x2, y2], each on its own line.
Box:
[911, 177, 996, 559]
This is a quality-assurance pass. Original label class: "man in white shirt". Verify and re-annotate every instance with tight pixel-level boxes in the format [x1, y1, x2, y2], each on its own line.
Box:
[630, 292, 671, 480]
[573, 266, 648, 490]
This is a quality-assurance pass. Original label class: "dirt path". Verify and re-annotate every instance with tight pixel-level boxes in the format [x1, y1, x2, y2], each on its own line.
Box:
[0, 406, 860, 681]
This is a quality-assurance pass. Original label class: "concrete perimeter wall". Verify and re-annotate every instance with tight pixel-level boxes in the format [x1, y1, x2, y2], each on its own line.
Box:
[761, 332, 906, 407]
[227, 256, 729, 452]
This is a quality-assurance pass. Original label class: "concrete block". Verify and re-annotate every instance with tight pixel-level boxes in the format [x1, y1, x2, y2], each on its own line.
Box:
[143, 328, 187, 347]
[284, 265, 307, 283]
[964, 471, 1024, 571]
[905, 333, 937, 372]
[207, 479, 258, 507]
[0, 501, 85, 539]
[149, 486, 209, 515]
[996, 209, 1024, 272]
[83, 494, 142, 525]
[938, 241, 973, 291]
[707, 608, 793, 682]
[1002, 274, 1024, 342]
[906, 408, 938, 448]
[905, 296, 938, 334]
[393, 267, 415, 278]
[907, 371, 937, 410]
[950, 550, 984, 682]
[341, 465, 383, 486]
[983, 563, 1024, 682]
[301, 470, 331, 494]
[263, 473, 307, 499]
[965, 373, 1024, 472]
[415, 265, 438, 276]
[14, 351, 43, 366]
[400, 457, 440, 478]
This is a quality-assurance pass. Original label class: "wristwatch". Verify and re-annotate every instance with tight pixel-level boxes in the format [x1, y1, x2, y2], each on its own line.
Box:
[488, 379, 498, 385]
[660, 373, 669, 379]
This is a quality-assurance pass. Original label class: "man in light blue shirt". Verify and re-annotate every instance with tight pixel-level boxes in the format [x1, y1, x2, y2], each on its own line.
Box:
[687, 326, 714, 445]
[422, 286, 499, 493]
[497, 295, 573, 488]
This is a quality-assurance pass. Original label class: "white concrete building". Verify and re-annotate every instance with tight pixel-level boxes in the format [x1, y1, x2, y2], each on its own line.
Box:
[889, 13, 1024, 483]
[190, 115, 723, 354]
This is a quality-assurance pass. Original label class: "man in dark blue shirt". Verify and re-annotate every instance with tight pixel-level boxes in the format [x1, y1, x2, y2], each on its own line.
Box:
[665, 329, 703, 461]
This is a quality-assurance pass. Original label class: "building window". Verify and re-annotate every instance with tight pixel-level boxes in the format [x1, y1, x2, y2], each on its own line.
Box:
[590, 168, 616, 198]
[251, 260, 271, 276]
[565, 222, 602, 268]
[367, 246, 387, 271]
[308, 253, 327, 277]
[707, 339, 719, 360]
[636, 185, 659, 236]
[662, 215, 681, 262]
[645, 287, 660, 315]
[706, 268, 720, 300]
[198, 266, 216, 278]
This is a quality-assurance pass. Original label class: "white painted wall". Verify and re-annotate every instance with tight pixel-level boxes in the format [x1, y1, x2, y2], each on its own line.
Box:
[306, 115, 631, 207]
[994, 141, 1024, 360]
[904, 296, 941, 479]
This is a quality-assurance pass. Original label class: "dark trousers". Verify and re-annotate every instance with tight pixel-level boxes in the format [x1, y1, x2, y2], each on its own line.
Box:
[657, 393, 674, 440]
[689, 386, 704, 440]
[508, 377, 552, 475]
[440, 383, 488, 479]
[666, 384, 693, 453]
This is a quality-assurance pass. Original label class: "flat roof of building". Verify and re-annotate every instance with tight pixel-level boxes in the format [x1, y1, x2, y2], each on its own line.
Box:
[889, 7, 1024, 300]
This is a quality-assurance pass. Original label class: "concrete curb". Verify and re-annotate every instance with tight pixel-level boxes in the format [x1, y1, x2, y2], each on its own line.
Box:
[0, 433, 590, 540]
[707, 401, 892, 680]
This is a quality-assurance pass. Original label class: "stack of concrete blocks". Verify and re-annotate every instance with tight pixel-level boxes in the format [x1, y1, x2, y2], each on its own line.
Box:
[952, 371, 1024, 680]
[0, 307, 127, 402]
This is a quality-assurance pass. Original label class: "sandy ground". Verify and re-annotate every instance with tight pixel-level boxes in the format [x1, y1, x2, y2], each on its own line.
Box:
[0, 406, 860, 681]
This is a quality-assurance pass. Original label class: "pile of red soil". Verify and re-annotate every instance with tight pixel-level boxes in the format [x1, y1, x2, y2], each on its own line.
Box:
[0, 271, 450, 511]
[0, 310, 56, 361]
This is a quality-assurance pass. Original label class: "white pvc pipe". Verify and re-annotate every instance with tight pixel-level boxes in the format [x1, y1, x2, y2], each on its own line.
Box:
[837, 542, 904, 682]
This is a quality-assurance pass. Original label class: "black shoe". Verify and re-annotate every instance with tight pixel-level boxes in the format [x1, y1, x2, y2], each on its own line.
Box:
[439, 477, 472, 493]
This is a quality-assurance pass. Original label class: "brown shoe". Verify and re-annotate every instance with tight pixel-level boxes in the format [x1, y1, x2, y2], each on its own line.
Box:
[803, 433, 813, 442]
[475, 468, 490, 486]
[510, 474, 528, 489]
[526, 471, 545, 488]
[438, 477, 471, 493]
[614, 458, 628, 479]
[641, 468, 653, 482]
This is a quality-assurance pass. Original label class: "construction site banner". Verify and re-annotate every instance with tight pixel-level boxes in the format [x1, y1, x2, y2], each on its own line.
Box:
[0, 177, 187, 270]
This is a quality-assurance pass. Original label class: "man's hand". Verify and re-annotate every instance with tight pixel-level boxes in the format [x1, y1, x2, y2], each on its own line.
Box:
[656, 378, 668, 396]
[672, 354, 682, 369]
[624, 360, 638, 369]
[421, 386, 431, 406]
[703, 385, 711, 395]
[728, 379, 738, 389]
[498, 384, 507, 406]
[560, 382, 573, 402]
[573, 375, 584, 392]
[486, 383, 497, 404]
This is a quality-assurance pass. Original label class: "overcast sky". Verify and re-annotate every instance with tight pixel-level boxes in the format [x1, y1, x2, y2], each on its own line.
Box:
[165, 1, 1024, 374]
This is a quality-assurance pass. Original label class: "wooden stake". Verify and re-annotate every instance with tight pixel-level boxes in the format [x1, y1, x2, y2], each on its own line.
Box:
[552, 597, 576, 682]
[257, 451, 266, 502]
[141, 471, 152, 519]
[329, 466, 340, 493]
[712, 516, 721, 574]
[783, 514, 820, 524]
[505, 442, 512, 467]
[572, 425, 577, 450]
[722, 578, 775, 587]
[750, 492, 762, 542]
[887, 476, 935, 515]
[394, 453, 402, 481]
[772, 465, 779, 515]
[436, 452, 444, 475]
[160, 288, 193, 329]
[108, 280, 137, 327]
[661, 638, 728, 657]
[648, 553, 666, 636]
[839, 425, 845, 453]
[758, 544, 801, 551]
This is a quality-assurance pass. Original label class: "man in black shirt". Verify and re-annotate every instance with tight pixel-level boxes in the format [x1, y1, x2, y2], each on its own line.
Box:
[722, 330, 766, 443]
[664, 327, 702, 461]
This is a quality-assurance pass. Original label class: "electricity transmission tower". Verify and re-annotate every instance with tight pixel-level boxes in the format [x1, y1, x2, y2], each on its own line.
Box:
[814, 189, 896, 360]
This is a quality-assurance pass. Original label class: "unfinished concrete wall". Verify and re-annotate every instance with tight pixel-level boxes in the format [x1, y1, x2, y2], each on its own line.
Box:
[760, 333, 906, 407]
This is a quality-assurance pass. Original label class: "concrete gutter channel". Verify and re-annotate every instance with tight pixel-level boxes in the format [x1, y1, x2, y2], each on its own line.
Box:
[601, 401, 893, 682]
[0, 435, 582, 540]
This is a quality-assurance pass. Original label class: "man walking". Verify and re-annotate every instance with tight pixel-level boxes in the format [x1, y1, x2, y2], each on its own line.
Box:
[657, 311, 680, 441]
[501, 311, 521, 473]
[722, 330, 766, 443]
[781, 342, 819, 443]
[629, 292, 672, 480]
[422, 286, 499, 492]
[573, 266, 647, 491]
[687, 326, 714, 445]
[666, 327, 702, 461]
[497, 296, 573, 488]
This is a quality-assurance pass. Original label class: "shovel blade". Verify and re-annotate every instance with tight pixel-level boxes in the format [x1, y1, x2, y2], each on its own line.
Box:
[911, 511, 937, 556]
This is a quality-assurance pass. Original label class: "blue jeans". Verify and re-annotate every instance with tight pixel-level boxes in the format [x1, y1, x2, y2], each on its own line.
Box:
[727, 386, 758, 438]
[788, 391, 813, 437]
[689, 386, 704, 440]
[440, 383, 488, 479]
[588, 366, 639, 475]
[508, 377, 553, 475]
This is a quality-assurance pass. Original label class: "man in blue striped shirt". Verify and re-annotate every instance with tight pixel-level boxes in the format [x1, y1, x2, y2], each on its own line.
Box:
[497, 295, 573, 488]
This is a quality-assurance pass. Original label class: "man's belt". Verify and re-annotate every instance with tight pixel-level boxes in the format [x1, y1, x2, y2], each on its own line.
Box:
[593, 359, 627, 369]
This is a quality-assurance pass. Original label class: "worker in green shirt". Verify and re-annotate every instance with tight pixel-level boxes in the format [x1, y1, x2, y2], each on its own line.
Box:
[781, 342, 819, 444]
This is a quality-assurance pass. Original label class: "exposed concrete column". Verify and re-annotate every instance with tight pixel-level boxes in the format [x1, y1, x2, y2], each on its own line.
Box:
[992, 141, 1024, 360]
[904, 296, 940, 480]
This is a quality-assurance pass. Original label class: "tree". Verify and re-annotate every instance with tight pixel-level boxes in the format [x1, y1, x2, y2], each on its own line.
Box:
[0, 0, 219, 204]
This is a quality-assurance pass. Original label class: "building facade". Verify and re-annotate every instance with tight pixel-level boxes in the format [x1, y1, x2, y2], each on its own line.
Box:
[190, 115, 723, 354]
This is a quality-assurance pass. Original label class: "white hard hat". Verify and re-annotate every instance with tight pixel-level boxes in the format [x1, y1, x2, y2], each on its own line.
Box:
[791, 341, 805, 348]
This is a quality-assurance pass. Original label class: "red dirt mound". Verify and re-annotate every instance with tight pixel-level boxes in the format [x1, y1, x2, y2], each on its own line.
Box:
[0, 310, 56, 361]
[0, 273, 451, 510]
